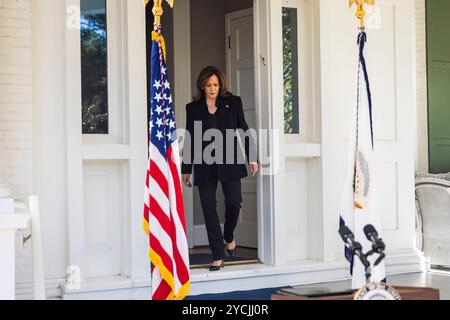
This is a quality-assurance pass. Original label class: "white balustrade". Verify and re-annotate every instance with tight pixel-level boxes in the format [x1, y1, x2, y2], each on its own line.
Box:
[0, 208, 30, 300]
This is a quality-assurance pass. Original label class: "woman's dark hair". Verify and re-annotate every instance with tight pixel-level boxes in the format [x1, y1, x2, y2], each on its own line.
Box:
[194, 66, 232, 101]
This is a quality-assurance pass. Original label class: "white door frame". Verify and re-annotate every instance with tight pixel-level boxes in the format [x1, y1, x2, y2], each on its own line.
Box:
[173, 0, 280, 265]
[254, 0, 286, 265]
[173, 0, 194, 248]
[65, 0, 86, 278]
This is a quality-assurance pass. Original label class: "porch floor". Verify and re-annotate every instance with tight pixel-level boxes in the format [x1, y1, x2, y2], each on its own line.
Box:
[186, 269, 450, 300]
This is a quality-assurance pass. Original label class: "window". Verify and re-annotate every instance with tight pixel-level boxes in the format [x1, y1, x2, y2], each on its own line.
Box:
[282, 7, 300, 134]
[81, 0, 109, 134]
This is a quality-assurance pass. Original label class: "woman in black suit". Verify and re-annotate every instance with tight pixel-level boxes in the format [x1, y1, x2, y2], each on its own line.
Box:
[182, 66, 258, 271]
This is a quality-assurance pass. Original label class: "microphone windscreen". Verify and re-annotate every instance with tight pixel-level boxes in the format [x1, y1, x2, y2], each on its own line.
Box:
[363, 224, 377, 238]
[339, 226, 353, 241]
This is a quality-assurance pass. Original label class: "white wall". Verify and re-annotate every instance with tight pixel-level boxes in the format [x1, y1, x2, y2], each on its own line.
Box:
[0, 0, 34, 283]
[0, 0, 32, 202]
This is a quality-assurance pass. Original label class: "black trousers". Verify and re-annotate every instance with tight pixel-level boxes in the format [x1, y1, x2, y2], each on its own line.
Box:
[197, 165, 242, 260]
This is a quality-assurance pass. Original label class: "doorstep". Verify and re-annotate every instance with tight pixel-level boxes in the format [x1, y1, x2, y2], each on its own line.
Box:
[59, 260, 351, 300]
[60, 249, 424, 299]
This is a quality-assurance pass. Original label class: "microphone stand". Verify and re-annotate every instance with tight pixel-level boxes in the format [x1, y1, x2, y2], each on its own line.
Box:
[364, 238, 386, 283]
[339, 225, 385, 284]
[365, 248, 386, 267]
[345, 238, 372, 283]
[363, 263, 371, 284]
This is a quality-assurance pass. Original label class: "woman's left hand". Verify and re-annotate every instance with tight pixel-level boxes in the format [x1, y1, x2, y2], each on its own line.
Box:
[249, 162, 259, 177]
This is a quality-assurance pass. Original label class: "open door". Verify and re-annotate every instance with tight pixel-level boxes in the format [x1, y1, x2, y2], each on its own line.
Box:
[226, 8, 258, 248]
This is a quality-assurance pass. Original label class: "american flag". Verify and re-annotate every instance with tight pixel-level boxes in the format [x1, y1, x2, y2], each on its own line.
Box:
[143, 25, 190, 300]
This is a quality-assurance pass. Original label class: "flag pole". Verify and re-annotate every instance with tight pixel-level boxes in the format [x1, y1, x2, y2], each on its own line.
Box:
[349, 0, 375, 30]
[144, 0, 174, 26]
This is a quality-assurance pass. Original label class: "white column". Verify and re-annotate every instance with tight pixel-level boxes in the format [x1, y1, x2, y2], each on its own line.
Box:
[267, 0, 287, 266]
[32, 0, 75, 280]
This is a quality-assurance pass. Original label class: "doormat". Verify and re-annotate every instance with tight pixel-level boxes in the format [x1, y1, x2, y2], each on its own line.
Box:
[190, 253, 259, 268]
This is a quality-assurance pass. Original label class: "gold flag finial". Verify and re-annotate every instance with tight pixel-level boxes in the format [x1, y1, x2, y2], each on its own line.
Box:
[144, 0, 174, 26]
[349, 0, 375, 29]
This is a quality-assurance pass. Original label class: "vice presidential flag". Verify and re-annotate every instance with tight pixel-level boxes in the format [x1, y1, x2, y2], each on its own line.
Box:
[339, 31, 386, 289]
[143, 24, 190, 300]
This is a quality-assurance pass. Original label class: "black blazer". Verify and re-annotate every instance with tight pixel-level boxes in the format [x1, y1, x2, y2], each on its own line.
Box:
[181, 95, 257, 186]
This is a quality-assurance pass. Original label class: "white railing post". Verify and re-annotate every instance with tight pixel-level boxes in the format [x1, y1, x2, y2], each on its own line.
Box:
[29, 195, 46, 300]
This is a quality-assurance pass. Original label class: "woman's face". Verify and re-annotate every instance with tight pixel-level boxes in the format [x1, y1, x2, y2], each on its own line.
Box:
[203, 75, 220, 101]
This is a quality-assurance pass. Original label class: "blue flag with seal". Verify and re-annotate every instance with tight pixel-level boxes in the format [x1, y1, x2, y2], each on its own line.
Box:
[339, 31, 386, 289]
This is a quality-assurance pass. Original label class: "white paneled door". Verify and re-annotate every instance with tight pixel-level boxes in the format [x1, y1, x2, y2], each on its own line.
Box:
[226, 8, 257, 248]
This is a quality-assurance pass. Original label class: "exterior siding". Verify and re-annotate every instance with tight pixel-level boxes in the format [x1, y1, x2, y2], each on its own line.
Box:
[0, 0, 32, 201]
[0, 0, 33, 284]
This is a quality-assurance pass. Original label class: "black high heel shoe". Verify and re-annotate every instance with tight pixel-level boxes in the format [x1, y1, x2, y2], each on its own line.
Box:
[209, 260, 225, 272]
[226, 243, 238, 257]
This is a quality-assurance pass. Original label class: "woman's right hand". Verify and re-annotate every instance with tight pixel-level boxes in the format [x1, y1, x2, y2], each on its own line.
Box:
[183, 174, 192, 188]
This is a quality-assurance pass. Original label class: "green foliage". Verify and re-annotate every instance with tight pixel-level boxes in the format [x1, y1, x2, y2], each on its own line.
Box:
[283, 8, 294, 134]
[81, 12, 109, 134]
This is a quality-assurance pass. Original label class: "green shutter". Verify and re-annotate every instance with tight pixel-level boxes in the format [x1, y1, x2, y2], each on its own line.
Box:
[427, 0, 450, 173]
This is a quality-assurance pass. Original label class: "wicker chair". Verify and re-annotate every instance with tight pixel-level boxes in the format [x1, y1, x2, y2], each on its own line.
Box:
[415, 175, 450, 267]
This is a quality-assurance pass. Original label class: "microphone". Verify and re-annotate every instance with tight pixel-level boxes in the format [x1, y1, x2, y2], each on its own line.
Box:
[339, 226, 370, 269]
[363, 224, 386, 266]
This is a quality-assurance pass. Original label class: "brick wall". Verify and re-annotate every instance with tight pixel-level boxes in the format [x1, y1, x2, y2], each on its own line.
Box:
[0, 0, 33, 284]
[0, 0, 32, 201]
